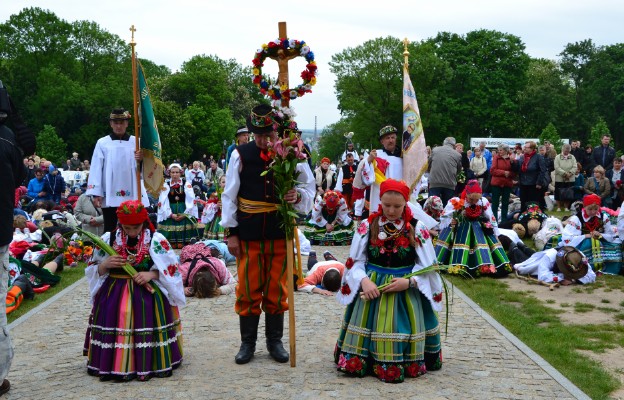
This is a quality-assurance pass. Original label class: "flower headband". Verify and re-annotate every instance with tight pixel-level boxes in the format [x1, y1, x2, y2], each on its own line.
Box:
[250, 109, 275, 128]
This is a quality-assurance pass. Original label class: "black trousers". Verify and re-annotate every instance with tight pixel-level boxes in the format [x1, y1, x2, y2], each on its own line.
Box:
[102, 207, 118, 234]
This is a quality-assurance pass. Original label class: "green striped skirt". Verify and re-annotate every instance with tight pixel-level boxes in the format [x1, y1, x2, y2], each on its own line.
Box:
[303, 221, 354, 246]
[157, 202, 201, 249]
[334, 263, 442, 383]
[575, 237, 622, 275]
[435, 220, 511, 277]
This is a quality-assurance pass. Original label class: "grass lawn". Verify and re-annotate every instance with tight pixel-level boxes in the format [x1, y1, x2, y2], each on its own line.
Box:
[448, 275, 624, 400]
[7, 262, 86, 324]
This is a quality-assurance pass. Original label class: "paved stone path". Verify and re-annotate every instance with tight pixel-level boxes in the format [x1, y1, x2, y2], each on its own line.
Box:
[6, 245, 589, 399]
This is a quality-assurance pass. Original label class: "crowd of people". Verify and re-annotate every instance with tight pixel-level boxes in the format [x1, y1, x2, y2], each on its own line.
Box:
[3, 89, 624, 393]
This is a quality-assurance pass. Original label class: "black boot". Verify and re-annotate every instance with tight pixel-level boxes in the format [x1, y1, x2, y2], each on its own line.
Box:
[265, 313, 289, 363]
[235, 315, 260, 364]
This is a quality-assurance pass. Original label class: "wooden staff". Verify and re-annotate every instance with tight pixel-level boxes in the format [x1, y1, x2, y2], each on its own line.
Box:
[514, 271, 560, 290]
[129, 25, 142, 202]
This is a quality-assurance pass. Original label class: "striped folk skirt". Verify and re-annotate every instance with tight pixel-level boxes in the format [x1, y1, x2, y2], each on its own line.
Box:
[203, 214, 225, 241]
[157, 202, 201, 249]
[435, 220, 512, 277]
[303, 221, 354, 246]
[334, 264, 442, 383]
[83, 275, 183, 381]
[575, 237, 622, 275]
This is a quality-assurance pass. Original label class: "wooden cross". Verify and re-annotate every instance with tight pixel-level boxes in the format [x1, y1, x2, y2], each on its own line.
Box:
[267, 22, 300, 107]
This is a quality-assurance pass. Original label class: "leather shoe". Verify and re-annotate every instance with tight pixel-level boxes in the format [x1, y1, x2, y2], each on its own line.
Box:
[0, 379, 10, 396]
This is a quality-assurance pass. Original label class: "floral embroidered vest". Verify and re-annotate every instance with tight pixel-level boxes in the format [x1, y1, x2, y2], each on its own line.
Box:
[367, 218, 418, 268]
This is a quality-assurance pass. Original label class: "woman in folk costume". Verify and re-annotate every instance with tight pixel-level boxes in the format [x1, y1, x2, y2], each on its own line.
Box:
[335, 179, 443, 383]
[200, 175, 226, 240]
[304, 190, 354, 246]
[84, 200, 185, 381]
[435, 179, 512, 277]
[561, 194, 622, 275]
[156, 163, 199, 248]
[314, 157, 337, 198]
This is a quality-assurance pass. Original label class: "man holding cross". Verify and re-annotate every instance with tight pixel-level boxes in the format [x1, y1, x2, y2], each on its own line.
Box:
[222, 104, 315, 365]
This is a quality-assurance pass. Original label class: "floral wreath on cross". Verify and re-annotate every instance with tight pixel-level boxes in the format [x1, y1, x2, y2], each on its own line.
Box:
[252, 38, 317, 101]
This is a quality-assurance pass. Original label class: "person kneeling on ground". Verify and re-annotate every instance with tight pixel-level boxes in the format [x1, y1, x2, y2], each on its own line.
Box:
[298, 256, 345, 296]
[178, 242, 236, 297]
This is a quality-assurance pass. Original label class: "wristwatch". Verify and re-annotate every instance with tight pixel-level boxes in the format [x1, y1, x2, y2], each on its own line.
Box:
[408, 278, 415, 288]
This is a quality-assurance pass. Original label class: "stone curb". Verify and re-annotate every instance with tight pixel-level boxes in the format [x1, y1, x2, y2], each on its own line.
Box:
[451, 283, 591, 400]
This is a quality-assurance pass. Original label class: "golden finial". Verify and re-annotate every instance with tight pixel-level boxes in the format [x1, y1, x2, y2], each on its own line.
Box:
[402, 38, 410, 70]
[129, 25, 136, 44]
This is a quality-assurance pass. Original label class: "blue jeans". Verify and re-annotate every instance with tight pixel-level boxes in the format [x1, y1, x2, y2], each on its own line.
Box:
[428, 187, 456, 207]
[0, 245, 14, 381]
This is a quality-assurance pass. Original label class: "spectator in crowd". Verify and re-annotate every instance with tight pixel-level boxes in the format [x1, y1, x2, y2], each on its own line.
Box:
[428, 137, 462, 206]
[593, 134, 616, 171]
[454, 142, 472, 195]
[27, 168, 50, 202]
[23, 157, 37, 186]
[314, 157, 337, 198]
[335, 152, 358, 208]
[64, 159, 72, 171]
[185, 161, 206, 192]
[572, 162, 586, 202]
[82, 159, 90, 171]
[515, 141, 548, 211]
[490, 144, 515, 222]
[43, 164, 66, 204]
[470, 141, 493, 170]
[204, 159, 224, 196]
[584, 165, 612, 207]
[570, 140, 585, 168]
[70, 152, 81, 170]
[225, 126, 250, 171]
[583, 145, 596, 176]
[553, 144, 577, 212]
[470, 147, 488, 187]
[606, 156, 624, 206]
[73, 187, 104, 236]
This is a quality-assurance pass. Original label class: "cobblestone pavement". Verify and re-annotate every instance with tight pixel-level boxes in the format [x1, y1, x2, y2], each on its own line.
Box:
[5, 245, 588, 399]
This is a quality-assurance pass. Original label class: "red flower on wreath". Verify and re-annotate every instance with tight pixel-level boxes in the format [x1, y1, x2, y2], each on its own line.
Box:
[340, 283, 351, 295]
[345, 356, 363, 373]
[395, 236, 410, 248]
[385, 364, 402, 381]
[160, 240, 171, 251]
[345, 257, 354, 270]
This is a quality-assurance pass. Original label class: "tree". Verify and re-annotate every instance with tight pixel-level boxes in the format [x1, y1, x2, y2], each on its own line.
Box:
[538, 123, 563, 151]
[517, 59, 575, 138]
[36, 125, 67, 165]
[588, 117, 610, 148]
[330, 36, 404, 145]
[559, 39, 598, 136]
[317, 119, 355, 163]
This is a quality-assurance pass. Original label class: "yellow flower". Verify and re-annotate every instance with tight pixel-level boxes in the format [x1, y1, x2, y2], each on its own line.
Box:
[310, 76, 317, 86]
[262, 44, 268, 50]
[253, 68, 260, 76]
[280, 83, 288, 91]
[268, 89, 274, 96]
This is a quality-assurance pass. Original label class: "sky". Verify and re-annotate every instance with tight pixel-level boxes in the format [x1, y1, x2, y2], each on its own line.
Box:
[3, 0, 624, 131]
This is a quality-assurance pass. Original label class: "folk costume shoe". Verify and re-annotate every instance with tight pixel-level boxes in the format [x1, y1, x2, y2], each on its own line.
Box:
[235, 315, 260, 364]
[265, 313, 289, 363]
[0, 379, 9, 396]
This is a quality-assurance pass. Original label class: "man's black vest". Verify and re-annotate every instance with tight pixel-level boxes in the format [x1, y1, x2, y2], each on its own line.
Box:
[237, 142, 286, 241]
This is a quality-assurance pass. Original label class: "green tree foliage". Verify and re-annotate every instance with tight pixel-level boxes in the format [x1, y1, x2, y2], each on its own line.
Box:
[36, 124, 67, 165]
[588, 117, 611, 148]
[538, 123, 563, 150]
[317, 119, 355, 163]
[329, 37, 404, 146]
[517, 59, 575, 138]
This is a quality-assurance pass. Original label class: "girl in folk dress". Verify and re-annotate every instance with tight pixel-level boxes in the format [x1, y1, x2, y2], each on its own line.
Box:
[303, 190, 354, 246]
[84, 200, 185, 381]
[435, 180, 512, 277]
[157, 164, 199, 248]
[201, 175, 226, 240]
[335, 179, 443, 383]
